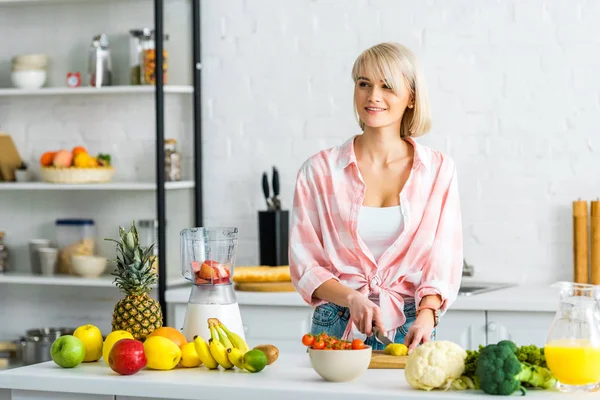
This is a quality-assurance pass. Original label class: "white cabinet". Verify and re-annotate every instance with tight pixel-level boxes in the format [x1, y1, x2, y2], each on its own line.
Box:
[437, 311, 486, 350]
[485, 311, 555, 347]
[239, 305, 313, 353]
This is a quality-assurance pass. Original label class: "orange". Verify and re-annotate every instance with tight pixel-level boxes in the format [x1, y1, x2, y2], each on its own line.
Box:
[40, 151, 57, 166]
[146, 327, 187, 348]
[72, 146, 87, 156]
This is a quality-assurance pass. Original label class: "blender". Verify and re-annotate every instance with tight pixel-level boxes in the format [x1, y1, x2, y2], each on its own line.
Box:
[180, 227, 246, 343]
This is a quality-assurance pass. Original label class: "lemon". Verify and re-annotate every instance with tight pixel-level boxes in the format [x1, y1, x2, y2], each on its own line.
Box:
[143, 336, 181, 370]
[102, 330, 134, 362]
[73, 324, 103, 362]
[179, 342, 202, 368]
[384, 343, 408, 356]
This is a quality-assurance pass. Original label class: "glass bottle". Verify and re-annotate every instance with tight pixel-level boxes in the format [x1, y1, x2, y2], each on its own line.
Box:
[0, 232, 9, 273]
[129, 29, 169, 85]
[545, 281, 600, 392]
[164, 139, 182, 181]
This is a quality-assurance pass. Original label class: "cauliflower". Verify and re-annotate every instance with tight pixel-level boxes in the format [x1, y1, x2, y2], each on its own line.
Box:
[404, 340, 467, 391]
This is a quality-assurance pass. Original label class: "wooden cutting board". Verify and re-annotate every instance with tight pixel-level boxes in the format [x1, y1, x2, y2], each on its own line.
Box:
[234, 281, 296, 292]
[368, 350, 408, 369]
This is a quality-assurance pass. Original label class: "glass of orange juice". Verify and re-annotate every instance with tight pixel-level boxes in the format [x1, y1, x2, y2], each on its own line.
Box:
[546, 282, 600, 392]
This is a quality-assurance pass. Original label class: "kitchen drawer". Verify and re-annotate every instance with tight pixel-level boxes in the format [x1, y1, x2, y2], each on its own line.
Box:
[9, 391, 111, 400]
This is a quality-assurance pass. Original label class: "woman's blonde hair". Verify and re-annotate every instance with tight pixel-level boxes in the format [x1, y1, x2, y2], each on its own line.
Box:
[351, 42, 431, 138]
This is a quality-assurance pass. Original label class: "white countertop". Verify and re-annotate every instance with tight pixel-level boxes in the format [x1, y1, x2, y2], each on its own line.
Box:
[0, 355, 583, 400]
[166, 281, 560, 313]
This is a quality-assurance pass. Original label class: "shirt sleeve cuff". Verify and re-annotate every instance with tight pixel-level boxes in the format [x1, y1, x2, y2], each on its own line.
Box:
[415, 280, 454, 315]
[295, 266, 339, 308]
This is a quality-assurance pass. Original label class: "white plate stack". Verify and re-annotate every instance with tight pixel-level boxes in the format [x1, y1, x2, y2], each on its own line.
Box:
[11, 54, 48, 90]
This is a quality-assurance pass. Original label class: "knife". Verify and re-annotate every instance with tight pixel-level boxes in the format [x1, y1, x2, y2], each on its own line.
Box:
[271, 166, 281, 211]
[372, 326, 393, 346]
[262, 172, 274, 210]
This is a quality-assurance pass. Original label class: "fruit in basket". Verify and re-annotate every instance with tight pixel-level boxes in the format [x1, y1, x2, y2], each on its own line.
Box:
[106, 221, 163, 341]
[51, 335, 86, 368]
[73, 324, 103, 362]
[102, 330, 134, 362]
[143, 336, 181, 370]
[53, 149, 73, 167]
[147, 326, 187, 348]
[108, 338, 147, 375]
[40, 151, 57, 167]
[72, 146, 87, 156]
[73, 152, 93, 168]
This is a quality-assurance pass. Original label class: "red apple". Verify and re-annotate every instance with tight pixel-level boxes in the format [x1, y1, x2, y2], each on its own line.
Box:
[108, 339, 147, 375]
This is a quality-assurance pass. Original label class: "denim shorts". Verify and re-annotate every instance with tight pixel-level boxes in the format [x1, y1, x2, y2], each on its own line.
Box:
[310, 301, 436, 350]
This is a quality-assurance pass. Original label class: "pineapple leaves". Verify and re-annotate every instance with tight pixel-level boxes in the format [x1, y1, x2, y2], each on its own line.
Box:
[105, 220, 158, 296]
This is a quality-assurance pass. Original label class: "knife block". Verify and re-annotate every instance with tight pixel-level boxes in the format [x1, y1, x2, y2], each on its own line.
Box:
[258, 210, 289, 266]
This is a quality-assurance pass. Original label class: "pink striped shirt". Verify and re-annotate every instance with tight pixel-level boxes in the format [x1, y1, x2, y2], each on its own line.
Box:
[289, 134, 463, 335]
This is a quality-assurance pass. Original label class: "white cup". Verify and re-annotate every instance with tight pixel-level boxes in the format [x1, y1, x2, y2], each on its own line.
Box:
[37, 247, 58, 276]
[29, 239, 51, 274]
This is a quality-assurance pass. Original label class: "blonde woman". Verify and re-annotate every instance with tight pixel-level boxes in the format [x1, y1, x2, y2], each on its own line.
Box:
[290, 42, 463, 352]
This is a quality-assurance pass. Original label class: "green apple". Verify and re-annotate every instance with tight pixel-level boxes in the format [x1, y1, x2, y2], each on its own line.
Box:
[51, 335, 85, 368]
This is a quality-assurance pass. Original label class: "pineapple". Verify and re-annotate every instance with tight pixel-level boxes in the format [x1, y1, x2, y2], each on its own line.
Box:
[107, 221, 163, 340]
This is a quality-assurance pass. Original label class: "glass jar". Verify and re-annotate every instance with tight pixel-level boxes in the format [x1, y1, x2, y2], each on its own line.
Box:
[129, 28, 169, 85]
[0, 232, 8, 273]
[137, 219, 159, 275]
[55, 219, 96, 275]
[164, 139, 182, 181]
[546, 282, 600, 392]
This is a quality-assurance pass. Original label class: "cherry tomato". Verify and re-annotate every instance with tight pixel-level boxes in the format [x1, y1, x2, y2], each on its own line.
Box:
[312, 338, 325, 350]
[301, 334, 314, 346]
[351, 339, 366, 350]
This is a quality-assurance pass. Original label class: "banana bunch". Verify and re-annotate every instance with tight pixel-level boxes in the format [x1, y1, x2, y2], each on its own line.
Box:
[194, 318, 267, 373]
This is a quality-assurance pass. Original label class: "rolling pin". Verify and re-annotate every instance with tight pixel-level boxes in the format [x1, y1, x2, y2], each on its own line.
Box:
[573, 200, 589, 284]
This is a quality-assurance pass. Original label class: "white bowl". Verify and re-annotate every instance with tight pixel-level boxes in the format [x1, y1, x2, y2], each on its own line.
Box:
[308, 346, 372, 382]
[11, 70, 46, 90]
[71, 255, 107, 278]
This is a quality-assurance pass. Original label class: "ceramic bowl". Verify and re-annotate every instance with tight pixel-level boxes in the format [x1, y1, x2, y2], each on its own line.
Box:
[71, 255, 107, 278]
[11, 70, 46, 90]
[308, 346, 372, 382]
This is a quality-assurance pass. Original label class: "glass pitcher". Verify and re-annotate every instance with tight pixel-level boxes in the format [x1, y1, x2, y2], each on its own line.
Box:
[546, 281, 600, 392]
[180, 227, 238, 285]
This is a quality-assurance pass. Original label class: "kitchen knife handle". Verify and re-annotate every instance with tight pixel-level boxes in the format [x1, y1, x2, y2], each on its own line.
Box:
[272, 166, 280, 197]
[262, 172, 270, 199]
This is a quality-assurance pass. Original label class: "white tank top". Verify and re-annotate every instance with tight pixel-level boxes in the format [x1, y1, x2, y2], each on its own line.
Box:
[357, 205, 404, 263]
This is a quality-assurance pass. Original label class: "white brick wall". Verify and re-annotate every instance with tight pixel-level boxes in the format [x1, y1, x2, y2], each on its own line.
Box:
[1, 0, 600, 341]
[201, 0, 600, 284]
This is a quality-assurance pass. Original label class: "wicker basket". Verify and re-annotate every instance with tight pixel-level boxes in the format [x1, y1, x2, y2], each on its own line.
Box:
[41, 167, 115, 183]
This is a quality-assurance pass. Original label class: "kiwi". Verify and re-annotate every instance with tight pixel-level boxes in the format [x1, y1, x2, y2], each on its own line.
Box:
[253, 344, 279, 365]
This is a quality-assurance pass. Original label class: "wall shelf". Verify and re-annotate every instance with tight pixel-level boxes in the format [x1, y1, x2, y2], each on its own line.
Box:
[0, 273, 189, 288]
[0, 85, 193, 97]
[0, 180, 195, 191]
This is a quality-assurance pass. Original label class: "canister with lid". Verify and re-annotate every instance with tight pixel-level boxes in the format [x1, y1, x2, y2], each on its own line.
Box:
[55, 219, 96, 275]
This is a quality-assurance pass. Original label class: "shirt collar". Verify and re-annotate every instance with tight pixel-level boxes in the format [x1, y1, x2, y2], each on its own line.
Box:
[336, 134, 430, 171]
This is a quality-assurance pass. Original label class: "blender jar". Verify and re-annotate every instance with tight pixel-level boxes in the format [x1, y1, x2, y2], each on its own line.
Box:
[55, 219, 95, 275]
[180, 227, 238, 285]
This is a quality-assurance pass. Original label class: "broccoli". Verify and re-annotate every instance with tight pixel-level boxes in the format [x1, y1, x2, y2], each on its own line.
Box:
[476, 340, 556, 395]
[515, 344, 547, 368]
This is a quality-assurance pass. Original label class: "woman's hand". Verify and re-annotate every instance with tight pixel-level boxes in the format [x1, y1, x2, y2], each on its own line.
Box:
[347, 292, 385, 336]
[404, 309, 435, 353]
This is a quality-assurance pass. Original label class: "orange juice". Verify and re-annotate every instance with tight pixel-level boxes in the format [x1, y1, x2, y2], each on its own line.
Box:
[545, 339, 600, 386]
